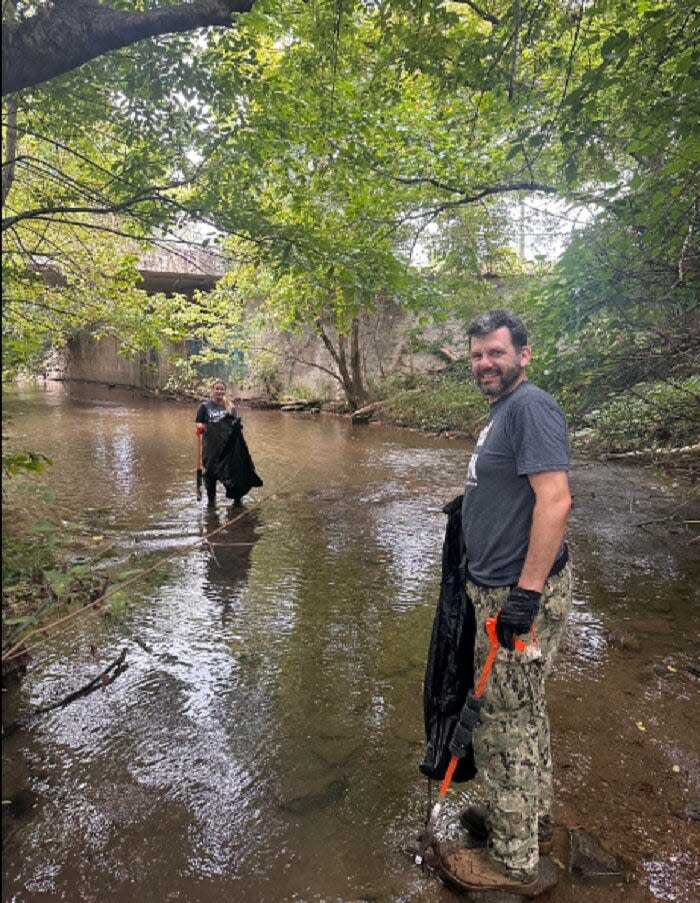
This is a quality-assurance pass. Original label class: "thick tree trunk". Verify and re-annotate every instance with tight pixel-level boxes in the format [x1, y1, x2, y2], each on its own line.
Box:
[2, 97, 18, 209]
[2, 0, 256, 96]
[316, 317, 368, 411]
[348, 317, 368, 408]
[334, 332, 354, 403]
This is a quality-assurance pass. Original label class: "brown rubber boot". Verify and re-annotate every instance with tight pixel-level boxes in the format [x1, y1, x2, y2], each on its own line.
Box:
[459, 805, 554, 855]
[439, 844, 558, 897]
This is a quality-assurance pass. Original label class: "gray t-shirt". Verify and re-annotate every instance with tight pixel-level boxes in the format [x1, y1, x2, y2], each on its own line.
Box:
[461, 380, 569, 586]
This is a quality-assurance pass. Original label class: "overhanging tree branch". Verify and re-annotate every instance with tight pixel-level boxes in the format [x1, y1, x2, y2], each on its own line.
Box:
[374, 180, 559, 240]
[426, 180, 559, 212]
[2, 0, 256, 96]
[1, 184, 181, 231]
[286, 354, 345, 386]
[392, 176, 558, 199]
[450, 0, 501, 26]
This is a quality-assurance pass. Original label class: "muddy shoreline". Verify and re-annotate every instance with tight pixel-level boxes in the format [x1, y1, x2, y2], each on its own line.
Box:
[545, 458, 700, 901]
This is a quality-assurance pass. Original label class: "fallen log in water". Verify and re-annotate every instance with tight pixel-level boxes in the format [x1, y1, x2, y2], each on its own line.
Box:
[603, 443, 700, 461]
[349, 400, 385, 422]
[280, 400, 321, 412]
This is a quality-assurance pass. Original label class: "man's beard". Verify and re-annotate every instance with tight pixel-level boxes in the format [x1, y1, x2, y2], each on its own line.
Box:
[474, 362, 523, 398]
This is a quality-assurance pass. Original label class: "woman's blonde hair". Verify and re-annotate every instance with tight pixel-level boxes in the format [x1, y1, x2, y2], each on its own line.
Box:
[209, 378, 235, 414]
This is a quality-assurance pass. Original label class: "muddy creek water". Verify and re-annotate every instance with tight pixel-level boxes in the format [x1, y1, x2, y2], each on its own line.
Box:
[2, 383, 699, 903]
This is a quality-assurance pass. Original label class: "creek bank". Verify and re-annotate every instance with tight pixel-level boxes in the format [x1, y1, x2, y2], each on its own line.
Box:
[247, 391, 700, 481]
[1, 540, 176, 686]
[2, 568, 109, 679]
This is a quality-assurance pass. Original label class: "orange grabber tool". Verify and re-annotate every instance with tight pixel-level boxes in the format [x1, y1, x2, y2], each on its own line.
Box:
[415, 614, 526, 866]
[195, 423, 206, 500]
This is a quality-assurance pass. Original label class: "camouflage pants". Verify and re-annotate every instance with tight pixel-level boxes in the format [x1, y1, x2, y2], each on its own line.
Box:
[467, 563, 572, 880]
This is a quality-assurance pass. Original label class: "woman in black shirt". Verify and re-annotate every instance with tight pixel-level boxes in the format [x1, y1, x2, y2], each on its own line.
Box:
[195, 379, 238, 505]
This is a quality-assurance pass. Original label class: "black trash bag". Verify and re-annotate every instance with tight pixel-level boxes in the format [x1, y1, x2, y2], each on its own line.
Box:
[420, 494, 477, 783]
[213, 416, 263, 501]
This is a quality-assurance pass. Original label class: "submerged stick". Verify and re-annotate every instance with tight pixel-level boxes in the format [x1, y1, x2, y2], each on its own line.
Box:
[31, 648, 129, 718]
[4, 650, 129, 736]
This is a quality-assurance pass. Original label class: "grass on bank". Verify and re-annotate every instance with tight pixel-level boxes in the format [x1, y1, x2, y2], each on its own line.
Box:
[376, 368, 699, 457]
[379, 364, 486, 436]
[3, 524, 177, 674]
[1, 452, 174, 671]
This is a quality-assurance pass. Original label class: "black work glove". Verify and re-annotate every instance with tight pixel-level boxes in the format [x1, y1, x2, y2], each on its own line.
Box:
[449, 691, 484, 758]
[496, 587, 541, 650]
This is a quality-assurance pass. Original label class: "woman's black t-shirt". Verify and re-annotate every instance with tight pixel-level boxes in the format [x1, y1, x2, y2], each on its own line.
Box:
[195, 400, 237, 471]
[195, 399, 230, 425]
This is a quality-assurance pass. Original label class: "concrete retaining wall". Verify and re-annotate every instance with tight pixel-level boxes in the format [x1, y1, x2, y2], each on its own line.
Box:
[55, 333, 189, 390]
[54, 300, 471, 397]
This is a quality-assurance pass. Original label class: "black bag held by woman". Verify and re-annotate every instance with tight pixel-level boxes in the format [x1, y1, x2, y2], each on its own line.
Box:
[214, 416, 263, 501]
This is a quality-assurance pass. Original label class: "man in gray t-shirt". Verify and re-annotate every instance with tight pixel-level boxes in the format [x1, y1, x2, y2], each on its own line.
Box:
[441, 310, 572, 896]
[462, 379, 569, 586]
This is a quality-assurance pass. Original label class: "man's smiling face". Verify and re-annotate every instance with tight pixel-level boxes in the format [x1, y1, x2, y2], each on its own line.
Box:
[469, 326, 531, 402]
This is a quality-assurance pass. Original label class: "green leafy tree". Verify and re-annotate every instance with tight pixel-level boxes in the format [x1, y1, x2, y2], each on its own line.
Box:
[3, 0, 698, 438]
[525, 0, 699, 446]
[183, 0, 573, 404]
[2, 21, 228, 373]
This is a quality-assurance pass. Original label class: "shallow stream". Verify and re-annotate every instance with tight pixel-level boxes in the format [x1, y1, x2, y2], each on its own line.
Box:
[2, 382, 699, 902]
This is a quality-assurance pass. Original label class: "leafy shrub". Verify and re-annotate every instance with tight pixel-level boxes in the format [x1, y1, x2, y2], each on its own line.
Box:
[383, 372, 485, 435]
[580, 377, 700, 452]
[247, 350, 282, 399]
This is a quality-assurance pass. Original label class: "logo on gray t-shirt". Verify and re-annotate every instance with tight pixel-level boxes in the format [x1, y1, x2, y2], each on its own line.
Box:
[466, 421, 493, 488]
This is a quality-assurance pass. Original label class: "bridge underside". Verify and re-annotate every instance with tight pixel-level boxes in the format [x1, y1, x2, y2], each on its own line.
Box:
[137, 269, 220, 296]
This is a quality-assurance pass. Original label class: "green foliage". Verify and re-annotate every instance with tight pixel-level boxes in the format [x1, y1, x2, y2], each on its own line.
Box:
[383, 368, 485, 435]
[2, 518, 99, 653]
[246, 349, 283, 399]
[579, 377, 700, 453]
[2, 449, 52, 478]
[3, 0, 698, 447]
[2, 516, 176, 650]
[103, 590, 128, 622]
[2, 18, 217, 374]
[2, 527, 61, 586]
[269, 382, 324, 403]
[525, 149, 698, 446]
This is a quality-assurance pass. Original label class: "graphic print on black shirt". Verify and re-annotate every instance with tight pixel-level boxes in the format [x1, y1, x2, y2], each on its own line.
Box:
[195, 400, 229, 425]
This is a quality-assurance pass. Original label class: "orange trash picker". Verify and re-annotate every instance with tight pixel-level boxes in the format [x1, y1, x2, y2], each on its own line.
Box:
[195, 423, 206, 500]
[415, 615, 526, 866]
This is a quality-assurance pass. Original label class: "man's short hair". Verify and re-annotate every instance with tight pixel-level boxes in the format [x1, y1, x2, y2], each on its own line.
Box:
[467, 309, 529, 351]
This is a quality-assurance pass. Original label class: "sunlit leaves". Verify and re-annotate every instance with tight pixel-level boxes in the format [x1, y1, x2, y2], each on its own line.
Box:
[2, 0, 698, 426]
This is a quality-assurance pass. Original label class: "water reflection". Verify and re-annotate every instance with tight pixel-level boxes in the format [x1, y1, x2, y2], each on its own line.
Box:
[201, 505, 261, 612]
[112, 423, 137, 494]
[369, 496, 444, 607]
[558, 596, 608, 678]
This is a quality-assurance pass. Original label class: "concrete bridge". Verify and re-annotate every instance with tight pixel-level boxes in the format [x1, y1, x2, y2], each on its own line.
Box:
[52, 244, 227, 388]
[38, 244, 226, 296]
[137, 246, 226, 295]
